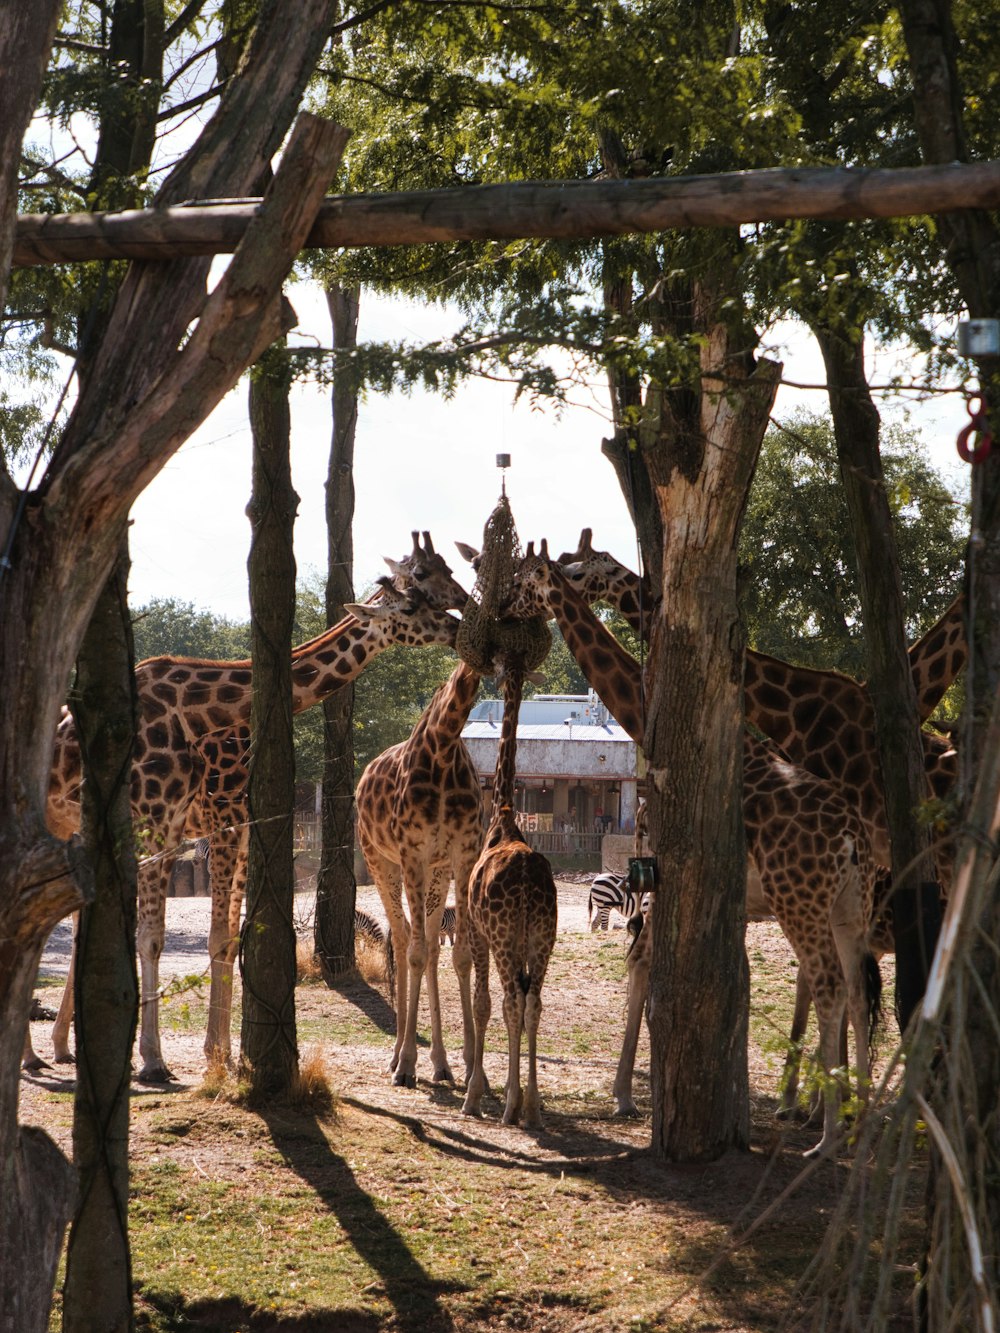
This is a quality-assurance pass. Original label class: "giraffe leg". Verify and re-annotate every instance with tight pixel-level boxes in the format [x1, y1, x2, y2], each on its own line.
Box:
[420, 867, 455, 1082]
[395, 868, 431, 1088]
[802, 967, 848, 1159]
[613, 914, 650, 1117]
[49, 910, 79, 1064]
[135, 856, 176, 1083]
[500, 979, 526, 1126]
[831, 917, 878, 1129]
[204, 830, 242, 1067]
[777, 968, 813, 1120]
[461, 923, 491, 1118]
[450, 869, 476, 1084]
[521, 986, 544, 1130]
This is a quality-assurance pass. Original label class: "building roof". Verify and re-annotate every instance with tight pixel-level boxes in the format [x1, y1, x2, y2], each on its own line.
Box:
[462, 721, 631, 745]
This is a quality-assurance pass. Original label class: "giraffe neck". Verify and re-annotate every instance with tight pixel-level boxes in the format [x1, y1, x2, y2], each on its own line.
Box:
[408, 660, 482, 756]
[574, 564, 965, 731]
[562, 567, 655, 635]
[906, 594, 966, 719]
[492, 668, 524, 816]
[541, 570, 644, 744]
[138, 610, 418, 742]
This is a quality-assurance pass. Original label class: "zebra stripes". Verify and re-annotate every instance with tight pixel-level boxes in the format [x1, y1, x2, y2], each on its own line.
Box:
[354, 908, 395, 991]
[587, 873, 647, 932]
[439, 904, 457, 946]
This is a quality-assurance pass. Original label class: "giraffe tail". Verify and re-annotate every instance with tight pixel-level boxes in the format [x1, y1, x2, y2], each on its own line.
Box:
[864, 951, 883, 1064]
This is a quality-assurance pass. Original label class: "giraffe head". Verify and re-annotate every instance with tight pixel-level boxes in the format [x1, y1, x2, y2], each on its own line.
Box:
[384, 531, 469, 611]
[345, 578, 460, 647]
[556, 528, 655, 624]
[504, 540, 558, 620]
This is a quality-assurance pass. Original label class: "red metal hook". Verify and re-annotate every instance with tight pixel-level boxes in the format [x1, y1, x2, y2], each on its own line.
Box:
[957, 394, 993, 464]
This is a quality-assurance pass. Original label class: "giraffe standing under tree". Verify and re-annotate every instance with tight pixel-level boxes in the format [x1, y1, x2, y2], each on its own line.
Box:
[462, 661, 558, 1129]
[508, 545, 882, 1155]
[33, 544, 464, 1081]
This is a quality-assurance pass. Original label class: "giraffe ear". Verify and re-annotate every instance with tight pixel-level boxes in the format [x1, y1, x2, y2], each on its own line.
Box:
[455, 541, 480, 567]
[383, 556, 406, 577]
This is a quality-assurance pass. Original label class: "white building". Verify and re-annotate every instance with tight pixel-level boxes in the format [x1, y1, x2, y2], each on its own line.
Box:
[461, 691, 642, 836]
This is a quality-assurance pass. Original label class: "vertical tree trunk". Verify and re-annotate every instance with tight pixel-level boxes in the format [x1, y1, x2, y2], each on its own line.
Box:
[642, 318, 781, 1161]
[64, 540, 139, 1333]
[240, 347, 300, 1098]
[63, 6, 163, 1326]
[812, 323, 940, 1027]
[314, 282, 359, 985]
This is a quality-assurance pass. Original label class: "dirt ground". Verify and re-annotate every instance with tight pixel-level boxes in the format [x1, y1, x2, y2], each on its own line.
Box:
[18, 879, 905, 1333]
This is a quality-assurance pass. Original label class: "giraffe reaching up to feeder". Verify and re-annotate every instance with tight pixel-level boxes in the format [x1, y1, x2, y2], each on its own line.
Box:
[507, 545, 883, 1155]
[462, 661, 558, 1129]
[354, 658, 486, 1089]
[550, 527, 960, 1081]
[33, 546, 464, 1081]
[553, 527, 965, 864]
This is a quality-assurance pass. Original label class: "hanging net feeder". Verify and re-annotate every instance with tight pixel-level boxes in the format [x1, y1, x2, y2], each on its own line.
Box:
[455, 492, 551, 673]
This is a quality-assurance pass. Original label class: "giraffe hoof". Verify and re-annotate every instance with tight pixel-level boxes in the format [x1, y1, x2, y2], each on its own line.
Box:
[613, 1102, 641, 1119]
[53, 1054, 76, 1066]
[392, 1070, 417, 1089]
[136, 1066, 177, 1085]
[431, 1067, 455, 1085]
[21, 1057, 50, 1073]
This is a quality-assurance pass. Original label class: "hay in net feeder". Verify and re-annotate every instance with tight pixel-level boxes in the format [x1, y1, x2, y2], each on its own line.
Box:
[455, 493, 551, 673]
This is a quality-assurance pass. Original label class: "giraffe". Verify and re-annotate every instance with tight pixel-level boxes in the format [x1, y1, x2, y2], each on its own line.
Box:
[354, 658, 486, 1089]
[462, 663, 558, 1129]
[552, 529, 961, 1095]
[554, 527, 966, 845]
[35, 569, 463, 1082]
[507, 546, 883, 1155]
[186, 530, 474, 1070]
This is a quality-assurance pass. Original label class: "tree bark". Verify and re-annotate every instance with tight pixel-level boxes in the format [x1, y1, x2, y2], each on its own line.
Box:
[64, 540, 139, 1333]
[812, 323, 940, 1028]
[0, 0, 61, 311]
[63, 5, 164, 1324]
[14, 161, 1000, 266]
[642, 309, 781, 1161]
[0, 8, 83, 1331]
[0, 5, 345, 1320]
[314, 283, 360, 985]
[240, 347, 300, 1099]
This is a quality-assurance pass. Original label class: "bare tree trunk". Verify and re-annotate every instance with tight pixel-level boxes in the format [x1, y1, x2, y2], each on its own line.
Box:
[240, 347, 300, 1098]
[812, 323, 940, 1028]
[64, 540, 139, 1333]
[314, 282, 359, 985]
[0, 7, 83, 1330]
[641, 307, 781, 1161]
[62, 6, 165, 1324]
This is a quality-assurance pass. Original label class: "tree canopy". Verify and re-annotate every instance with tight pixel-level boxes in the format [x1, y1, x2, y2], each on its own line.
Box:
[739, 412, 967, 674]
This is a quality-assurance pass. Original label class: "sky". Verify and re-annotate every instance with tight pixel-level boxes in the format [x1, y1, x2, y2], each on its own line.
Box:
[124, 281, 975, 622]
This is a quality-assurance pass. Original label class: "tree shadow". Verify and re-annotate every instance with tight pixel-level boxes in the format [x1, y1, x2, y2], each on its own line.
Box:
[258, 1105, 465, 1332]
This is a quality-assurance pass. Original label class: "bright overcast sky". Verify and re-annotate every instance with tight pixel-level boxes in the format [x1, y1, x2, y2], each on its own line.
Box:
[125, 282, 974, 621]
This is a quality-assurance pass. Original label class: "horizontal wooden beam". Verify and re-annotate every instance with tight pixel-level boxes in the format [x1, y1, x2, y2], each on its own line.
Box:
[14, 160, 1000, 266]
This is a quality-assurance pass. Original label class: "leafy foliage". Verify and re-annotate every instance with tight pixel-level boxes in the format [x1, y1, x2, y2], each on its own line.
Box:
[739, 412, 967, 674]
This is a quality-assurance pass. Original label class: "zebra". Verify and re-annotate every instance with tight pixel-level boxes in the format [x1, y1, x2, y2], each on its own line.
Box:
[438, 904, 457, 946]
[587, 873, 648, 932]
[354, 908, 395, 992]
